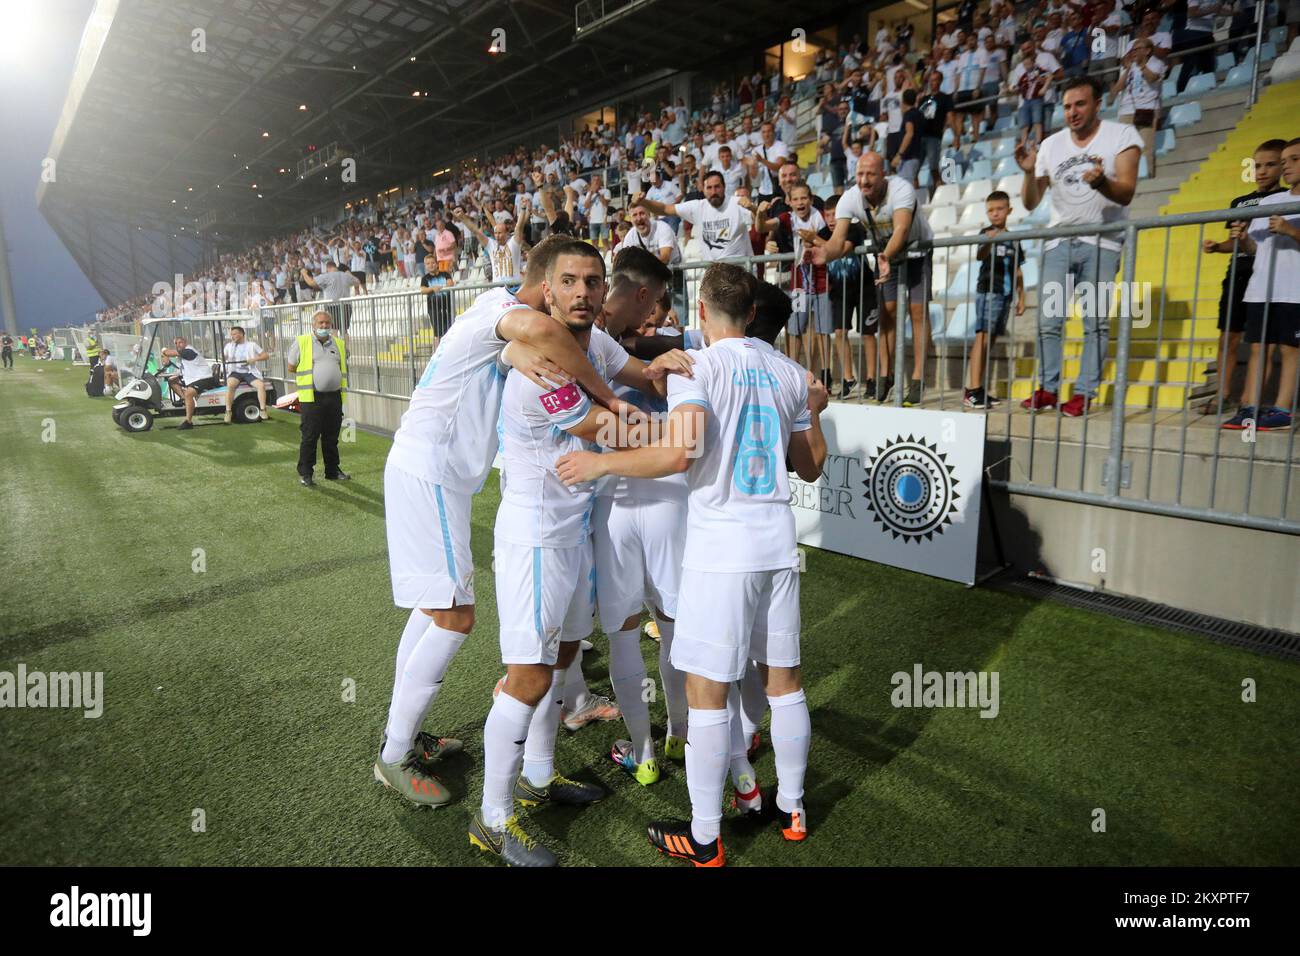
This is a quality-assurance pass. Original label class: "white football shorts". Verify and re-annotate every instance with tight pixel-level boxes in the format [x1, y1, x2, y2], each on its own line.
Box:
[495, 538, 595, 666]
[672, 568, 801, 682]
[591, 495, 685, 631]
[384, 457, 475, 609]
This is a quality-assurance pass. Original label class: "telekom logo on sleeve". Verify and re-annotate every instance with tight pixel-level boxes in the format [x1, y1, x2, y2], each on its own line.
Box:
[539, 383, 582, 415]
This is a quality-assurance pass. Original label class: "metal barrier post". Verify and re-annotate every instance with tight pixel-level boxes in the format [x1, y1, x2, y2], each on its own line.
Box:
[1248, 1, 1266, 108]
[1105, 225, 1138, 497]
[894, 257, 907, 407]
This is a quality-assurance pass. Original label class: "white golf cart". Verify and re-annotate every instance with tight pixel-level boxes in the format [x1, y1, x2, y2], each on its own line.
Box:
[111, 316, 277, 433]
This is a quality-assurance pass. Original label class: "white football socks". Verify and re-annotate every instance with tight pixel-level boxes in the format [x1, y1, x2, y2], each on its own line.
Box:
[481, 690, 536, 829]
[381, 618, 468, 764]
[391, 609, 430, 698]
[656, 618, 688, 739]
[768, 689, 811, 813]
[727, 684, 759, 792]
[564, 648, 590, 713]
[685, 706, 730, 846]
[608, 628, 653, 764]
[739, 660, 767, 739]
[522, 668, 565, 787]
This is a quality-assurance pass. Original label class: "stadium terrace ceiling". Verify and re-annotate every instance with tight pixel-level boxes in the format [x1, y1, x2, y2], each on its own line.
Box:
[41, 0, 856, 303]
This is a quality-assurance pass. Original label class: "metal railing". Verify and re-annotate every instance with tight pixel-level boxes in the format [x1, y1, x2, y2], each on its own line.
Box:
[88, 199, 1298, 536]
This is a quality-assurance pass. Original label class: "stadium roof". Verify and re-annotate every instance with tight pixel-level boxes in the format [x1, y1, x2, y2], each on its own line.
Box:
[41, 0, 856, 305]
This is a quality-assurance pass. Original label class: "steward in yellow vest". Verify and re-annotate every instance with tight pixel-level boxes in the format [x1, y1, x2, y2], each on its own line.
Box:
[286, 311, 349, 486]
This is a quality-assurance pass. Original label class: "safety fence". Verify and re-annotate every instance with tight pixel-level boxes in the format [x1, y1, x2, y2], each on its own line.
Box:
[98, 199, 1300, 536]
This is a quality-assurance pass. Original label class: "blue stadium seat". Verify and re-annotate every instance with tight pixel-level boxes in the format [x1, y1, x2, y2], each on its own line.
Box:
[993, 155, 1019, 177]
[1184, 72, 1216, 97]
[1138, 153, 1149, 179]
[941, 126, 954, 147]
[990, 137, 1016, 159]
[994, 115, 1013, 132]
[1024, 201, 1050, 225]
[1156, 127, 1176, 156]
[1261, 41, 1277, 62]
[1161, 77, 1178, 100]
[1216, 52, 1236, 74]
[1222, 64, 1253, 88]
[1269, 25, 1287, 46]
[919, 164, 933, 189]
[1050, 103, 1064, 127]
[945, 262, 978, 302]
[1167, 102, 1202, 128]
[936, 302, 976, 342]
[1021, 256, 1040, 290]
[964, 158, 992, 182]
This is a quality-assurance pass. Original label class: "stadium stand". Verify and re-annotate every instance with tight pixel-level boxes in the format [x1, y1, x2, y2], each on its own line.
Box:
[76, 0, 1300, 429]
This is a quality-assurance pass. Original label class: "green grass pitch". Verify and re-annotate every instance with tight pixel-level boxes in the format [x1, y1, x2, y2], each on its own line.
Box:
[1, 358, 1297, 866]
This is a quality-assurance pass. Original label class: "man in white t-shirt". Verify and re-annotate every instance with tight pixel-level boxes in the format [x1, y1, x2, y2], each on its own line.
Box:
[702, 121, 743, 171]
[222, 325, 270, 423]
[1007, 40, 1064, 149]
[746, 121, 791, 197]
[616, 203, 682, 267]
[554, 262, 829, 867]
[815, 151, 934, 406]
[1111, 38, 1165, 176]
[1017, 75, 1142, 417]
[457, 211, 528, 284]
[634, 171, 755, 261]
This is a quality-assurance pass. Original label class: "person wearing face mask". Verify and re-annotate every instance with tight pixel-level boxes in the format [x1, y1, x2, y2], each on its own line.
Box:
[285, 311, 350, 487]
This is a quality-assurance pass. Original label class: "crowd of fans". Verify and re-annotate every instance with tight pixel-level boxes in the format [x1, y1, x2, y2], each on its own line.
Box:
[86, 1, 1297, 411]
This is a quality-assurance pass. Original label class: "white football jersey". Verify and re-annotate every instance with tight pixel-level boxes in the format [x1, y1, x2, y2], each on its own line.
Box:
[388, 286, 526, 491]
[667, 336, 810, 572]
[495, 373, 598, 548]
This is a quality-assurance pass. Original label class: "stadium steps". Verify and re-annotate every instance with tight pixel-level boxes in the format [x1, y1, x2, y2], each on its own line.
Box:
[1125, 78, 1300, 408]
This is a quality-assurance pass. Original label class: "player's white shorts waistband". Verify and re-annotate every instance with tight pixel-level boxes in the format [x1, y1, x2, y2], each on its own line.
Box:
[495, 538, 594, 666]
[591, 495, 685, 631]
[672, 568, 801, 682]
[384, 457, 475, 609]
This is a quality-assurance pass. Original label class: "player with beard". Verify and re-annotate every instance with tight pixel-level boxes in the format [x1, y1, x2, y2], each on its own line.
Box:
[376, 237, 640, 808]
[469, 243, 690, 866]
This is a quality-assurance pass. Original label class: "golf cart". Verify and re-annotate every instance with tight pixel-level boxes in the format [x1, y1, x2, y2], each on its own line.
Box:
[111, 316, 277, 433]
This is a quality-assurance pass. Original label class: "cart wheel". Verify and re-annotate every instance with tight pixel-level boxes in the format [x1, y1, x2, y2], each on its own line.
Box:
[121, 407, 153, 433]
[233, 395, 263, 423]
[112, 407, 127, 426]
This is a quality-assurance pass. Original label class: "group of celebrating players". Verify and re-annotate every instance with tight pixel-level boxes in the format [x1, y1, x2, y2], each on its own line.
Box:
[374, 233, 830, 867]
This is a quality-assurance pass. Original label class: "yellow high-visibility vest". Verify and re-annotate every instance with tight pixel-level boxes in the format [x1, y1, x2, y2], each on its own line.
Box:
[85, 336, 99, 358]
[294, 333, 347, 403]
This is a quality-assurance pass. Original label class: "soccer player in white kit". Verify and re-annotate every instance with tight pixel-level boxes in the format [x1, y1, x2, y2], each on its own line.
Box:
[469, 242, 689, 867]
[376, 237, 638, 807]
[558, 263, 828, 866]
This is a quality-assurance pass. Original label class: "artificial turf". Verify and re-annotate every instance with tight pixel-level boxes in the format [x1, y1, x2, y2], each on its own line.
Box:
[1, 356, 1297, 867]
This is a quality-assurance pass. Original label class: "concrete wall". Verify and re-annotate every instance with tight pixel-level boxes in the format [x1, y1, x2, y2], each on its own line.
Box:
[984, 490, 1300, 635]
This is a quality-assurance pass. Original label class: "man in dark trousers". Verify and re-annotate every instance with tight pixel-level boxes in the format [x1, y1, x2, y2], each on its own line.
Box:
[2, 333, 13, 369]
[286, 310, 349, 487]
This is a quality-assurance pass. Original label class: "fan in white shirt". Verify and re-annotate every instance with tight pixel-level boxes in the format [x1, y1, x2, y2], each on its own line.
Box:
[633, 172, 754, 261]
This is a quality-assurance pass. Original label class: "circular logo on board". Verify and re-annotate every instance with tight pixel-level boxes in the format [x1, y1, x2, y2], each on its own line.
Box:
[863, 435, 959, 542]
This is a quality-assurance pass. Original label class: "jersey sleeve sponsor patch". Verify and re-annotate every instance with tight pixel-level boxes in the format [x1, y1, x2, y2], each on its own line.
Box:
[539, 383, 584, 415]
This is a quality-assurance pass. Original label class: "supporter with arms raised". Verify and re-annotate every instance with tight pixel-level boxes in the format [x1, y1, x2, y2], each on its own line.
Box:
[1016, 74, 1141, 417]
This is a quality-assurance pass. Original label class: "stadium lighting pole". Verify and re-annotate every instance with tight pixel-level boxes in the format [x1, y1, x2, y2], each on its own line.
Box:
[0, 201, 18, 337]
